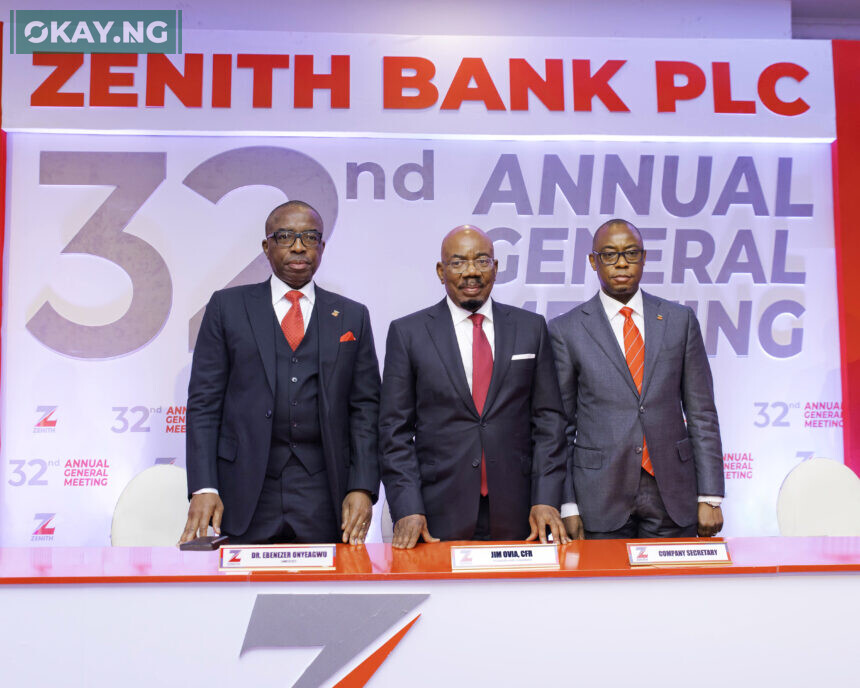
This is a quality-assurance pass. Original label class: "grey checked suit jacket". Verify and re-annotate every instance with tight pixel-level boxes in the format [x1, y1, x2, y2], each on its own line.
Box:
[548, 291, 724, 532]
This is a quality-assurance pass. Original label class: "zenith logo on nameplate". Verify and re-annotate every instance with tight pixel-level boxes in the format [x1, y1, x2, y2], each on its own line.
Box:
[241, 594, 428, 688]
[220, 544, 336, 571]
[627, 541, 731, 566]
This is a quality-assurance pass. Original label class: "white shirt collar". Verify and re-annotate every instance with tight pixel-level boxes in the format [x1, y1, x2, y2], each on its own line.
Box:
[599, 287, 644, 320]
[270, 275, 316, 306]
[446, 295, 493, 326]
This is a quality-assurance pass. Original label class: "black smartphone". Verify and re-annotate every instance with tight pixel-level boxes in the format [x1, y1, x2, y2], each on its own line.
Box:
[179, 535, 229, 551]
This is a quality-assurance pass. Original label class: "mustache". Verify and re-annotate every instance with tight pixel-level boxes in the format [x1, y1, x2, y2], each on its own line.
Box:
[459, 277, 484, 286]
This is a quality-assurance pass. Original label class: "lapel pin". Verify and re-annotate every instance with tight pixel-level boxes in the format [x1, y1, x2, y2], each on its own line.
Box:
[656, 314, 663, 320]
[331, 310, 340, 317]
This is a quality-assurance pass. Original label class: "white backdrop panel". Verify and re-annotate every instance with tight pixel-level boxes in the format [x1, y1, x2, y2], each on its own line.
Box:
[0, 133, 841, 545]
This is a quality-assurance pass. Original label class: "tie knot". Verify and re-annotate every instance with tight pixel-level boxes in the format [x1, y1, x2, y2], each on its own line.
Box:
[619, 306, 634, 320]
[469, 313, 484, 328]
[286, 290, 303, 306]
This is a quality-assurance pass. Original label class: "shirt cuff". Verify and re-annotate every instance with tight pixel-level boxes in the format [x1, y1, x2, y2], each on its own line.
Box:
[697, 495, 722, 505]
[560, 502, 579, 518]
[193, 488, 219, 495]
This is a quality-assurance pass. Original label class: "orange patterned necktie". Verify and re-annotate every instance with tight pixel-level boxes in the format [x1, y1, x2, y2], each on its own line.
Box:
[620, 306, 654, 476]
[281, 290, 305, 350]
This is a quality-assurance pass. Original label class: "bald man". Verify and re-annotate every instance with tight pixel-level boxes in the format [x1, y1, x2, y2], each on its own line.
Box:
[549, 218, 724, 540]
[379, 226, 569, 548]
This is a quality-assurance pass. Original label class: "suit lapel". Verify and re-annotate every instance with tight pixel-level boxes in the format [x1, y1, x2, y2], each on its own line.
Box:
[425, 299, 479, 418]
[245, 280, 277, 395]
[640, 291, 665, 400]
[315, 286, 343, 391]
[581, 292, 640, 399]
[483, 301, 513, 415]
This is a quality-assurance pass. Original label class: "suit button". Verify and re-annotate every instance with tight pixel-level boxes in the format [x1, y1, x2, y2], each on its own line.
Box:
[291, 422, 298, 427]
[635, 446, 642, 454]
[480, 421, 487, 428]
[265, 409, 272, 418]
[291, 357, 298, 363]
[290, 442, 297, 448]
[639, 406, 645, 413]
[471, 459, 480, 468]
[291, 376, 298, 383]
[291, 401, 298, 406]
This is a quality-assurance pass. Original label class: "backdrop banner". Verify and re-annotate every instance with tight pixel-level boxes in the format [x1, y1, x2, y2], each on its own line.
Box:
[0, 32, 842, 545]
[0, 133, 840, 545]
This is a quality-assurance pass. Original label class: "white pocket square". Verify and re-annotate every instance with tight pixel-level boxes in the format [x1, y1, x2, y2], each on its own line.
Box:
[511, 353, 535, 360]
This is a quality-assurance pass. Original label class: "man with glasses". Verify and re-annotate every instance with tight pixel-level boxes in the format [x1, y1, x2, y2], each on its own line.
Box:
[180, 200, 381, 546]
[379, 225, 569, 548]
[549, 218, 724, 540]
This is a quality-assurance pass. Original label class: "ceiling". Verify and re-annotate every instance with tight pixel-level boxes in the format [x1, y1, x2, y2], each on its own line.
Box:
[793, 0, 860, 39]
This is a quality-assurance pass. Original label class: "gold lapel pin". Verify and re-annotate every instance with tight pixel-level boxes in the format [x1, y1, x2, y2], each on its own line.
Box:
[657, 314, 663, 320]
[332, 310, 340, 317]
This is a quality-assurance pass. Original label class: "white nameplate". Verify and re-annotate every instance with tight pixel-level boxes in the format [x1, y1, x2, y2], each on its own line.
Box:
[627, 541, 731, 566]
[451, 544, 559, 571]
[219, 544, 336, 571]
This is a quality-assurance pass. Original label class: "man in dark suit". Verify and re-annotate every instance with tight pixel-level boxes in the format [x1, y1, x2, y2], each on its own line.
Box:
[179, 200, 380, 545]
[549, 219, 724, 539]
[379, 225, 569, 549]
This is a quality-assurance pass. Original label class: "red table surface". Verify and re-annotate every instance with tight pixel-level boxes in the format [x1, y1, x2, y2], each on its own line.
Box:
[1, 537, 860, 585]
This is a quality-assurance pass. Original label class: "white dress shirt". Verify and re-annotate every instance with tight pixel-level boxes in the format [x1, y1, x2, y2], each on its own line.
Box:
[271, 274, 316, 326]
[560, 289, 720, 520]
[599, 287, 645, 353]
[193, 276, 316, 496]
[446, 296, 495, 392]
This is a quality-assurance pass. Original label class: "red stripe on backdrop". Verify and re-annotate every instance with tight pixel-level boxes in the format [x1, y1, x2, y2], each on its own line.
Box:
[832, 40, 860, 476]
[0, 22, 5, 455]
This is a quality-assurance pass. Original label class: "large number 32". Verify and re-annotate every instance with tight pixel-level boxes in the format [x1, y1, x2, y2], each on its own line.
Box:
[26, 147, 338, 359]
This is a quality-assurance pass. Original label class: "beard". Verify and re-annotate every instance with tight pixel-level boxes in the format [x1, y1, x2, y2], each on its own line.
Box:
[459, 298, 484, 312]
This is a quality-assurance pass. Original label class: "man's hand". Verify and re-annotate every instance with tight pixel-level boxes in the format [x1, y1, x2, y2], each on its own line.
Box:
[526, 505, 571, 544]
[563, 515, 585, 540]
[179, 493, 224, 544]
[392, 514, 439, 549]
[697, 503, 723, 537]
[341, 490, 373, 545]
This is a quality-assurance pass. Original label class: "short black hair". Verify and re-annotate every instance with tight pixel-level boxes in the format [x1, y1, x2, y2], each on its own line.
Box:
[264, 200, 323, 234]
[592, 218, 642, 250]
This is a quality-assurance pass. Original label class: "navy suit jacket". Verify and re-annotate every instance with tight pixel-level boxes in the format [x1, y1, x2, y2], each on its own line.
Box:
[548, 291, 724, 532]
[379, 298, 567, 540]
[186, 280, 380, 535]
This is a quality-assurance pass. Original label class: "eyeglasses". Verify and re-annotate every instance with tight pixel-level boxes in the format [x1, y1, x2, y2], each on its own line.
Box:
[445, 257, 495, 273]
[592, 249, 644, 266]
[266, 229, 323, 248]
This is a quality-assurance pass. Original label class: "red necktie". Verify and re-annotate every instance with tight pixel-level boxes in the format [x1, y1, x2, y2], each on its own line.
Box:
[620, 306, 654, 476]
[469, 313, 492, 496]
[281, 290, 304, 351]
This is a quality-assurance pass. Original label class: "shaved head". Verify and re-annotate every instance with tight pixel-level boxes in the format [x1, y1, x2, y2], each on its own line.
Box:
[589, 217, 646, 304]
[441, 225, 493, 261]
[265, 200, 323, 235]
[262, 200, 325, 289]
[436, 224, 498, 312]
[592, 218, 641, 251]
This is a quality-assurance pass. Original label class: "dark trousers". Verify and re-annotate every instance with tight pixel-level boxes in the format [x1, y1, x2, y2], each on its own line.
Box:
[585, 469, 698, 540]
[472, 495, 491, 540]
[227, 454, 338, 545]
